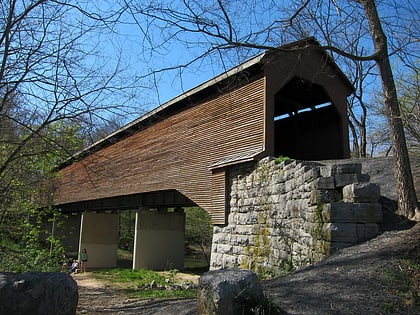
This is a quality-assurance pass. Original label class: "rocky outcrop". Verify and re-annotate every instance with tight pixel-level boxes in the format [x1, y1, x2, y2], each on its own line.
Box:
[0, 272, 78, 315]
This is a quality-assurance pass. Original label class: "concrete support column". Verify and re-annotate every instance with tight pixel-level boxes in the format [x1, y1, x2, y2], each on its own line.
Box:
[133, 209, 185, 270]
[79, 212, 119, 269]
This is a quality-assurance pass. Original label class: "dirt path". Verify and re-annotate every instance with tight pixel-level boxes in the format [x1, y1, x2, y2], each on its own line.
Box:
[74, 272, 197, 315]
[74, 272, 127, 314]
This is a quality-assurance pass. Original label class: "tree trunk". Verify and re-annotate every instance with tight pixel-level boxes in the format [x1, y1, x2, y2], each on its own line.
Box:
[357, 0, 419, 219]
[348, 117, 360, 157]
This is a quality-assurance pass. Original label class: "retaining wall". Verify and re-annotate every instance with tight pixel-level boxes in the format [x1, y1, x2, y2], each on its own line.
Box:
[210, 157, 383, 273]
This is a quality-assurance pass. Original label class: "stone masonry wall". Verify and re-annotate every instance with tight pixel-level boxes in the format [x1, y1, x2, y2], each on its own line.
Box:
[210, 157, 383, 273]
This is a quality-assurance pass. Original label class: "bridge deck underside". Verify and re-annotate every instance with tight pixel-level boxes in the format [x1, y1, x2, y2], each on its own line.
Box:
[58, 189, 196, 213]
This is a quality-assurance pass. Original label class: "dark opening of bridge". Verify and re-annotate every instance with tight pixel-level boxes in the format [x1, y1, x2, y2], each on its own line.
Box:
[274, 76, 345, 160]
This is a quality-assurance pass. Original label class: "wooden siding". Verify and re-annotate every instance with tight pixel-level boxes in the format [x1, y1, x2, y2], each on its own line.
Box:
[211, 170, 227, 224]
[55, 77, 266, 222]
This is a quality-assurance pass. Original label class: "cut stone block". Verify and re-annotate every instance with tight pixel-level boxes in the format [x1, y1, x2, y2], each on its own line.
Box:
[343, 183, 380, 202]
[321, 223, 379, 243]
[320, 163, 362, 177]
[313, 189, 341, 204]
[334, 173, 362, 188]
[335, 163, 362, 175]
[322, 203, 383, 223]
[316, 177, 335, 189]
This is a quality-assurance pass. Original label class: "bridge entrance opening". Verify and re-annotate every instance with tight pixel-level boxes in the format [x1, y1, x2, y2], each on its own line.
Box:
[273, 76, 344, 160]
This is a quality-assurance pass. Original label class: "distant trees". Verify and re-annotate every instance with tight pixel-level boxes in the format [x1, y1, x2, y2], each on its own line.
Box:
[184, 207, 213, 265]
[118, 210, 136, 252]
[0, 0, 139, 271]
[0, 116, 80, 271]
[369, 68, 419, 156]
[394, 68, 419, 155]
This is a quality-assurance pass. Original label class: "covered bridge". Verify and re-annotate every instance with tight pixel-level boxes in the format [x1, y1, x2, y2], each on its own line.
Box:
[52, 38, 354, 270]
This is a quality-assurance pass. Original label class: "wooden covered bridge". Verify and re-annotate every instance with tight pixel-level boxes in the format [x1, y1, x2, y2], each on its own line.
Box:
[52, 38, 354, 270]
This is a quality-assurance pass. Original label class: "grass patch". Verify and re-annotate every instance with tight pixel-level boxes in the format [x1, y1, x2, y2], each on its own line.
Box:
[274, 156, 293, 164]
[94, 268, 167, 285]
[92, 268, 198, 299]
[378, 257, 420, 311]
[124, 288, 198, 299]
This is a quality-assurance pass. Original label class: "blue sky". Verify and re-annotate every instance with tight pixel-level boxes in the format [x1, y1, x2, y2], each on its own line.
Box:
[88, 0, 281, 118]
[85, 0, 419, 138]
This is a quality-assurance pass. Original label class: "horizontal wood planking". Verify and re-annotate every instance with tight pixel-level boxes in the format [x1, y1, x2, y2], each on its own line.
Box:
[211, 170, 227, 224]
[55, 77, 266, 222]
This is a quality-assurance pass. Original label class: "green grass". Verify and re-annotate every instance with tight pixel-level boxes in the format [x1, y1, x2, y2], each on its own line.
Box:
[93, 268, 198, 299]
[378, 257, 420, 311]
[274, 155, 293, 164]
[91, 250, 208, 299]
[124, 287, 198, 299]
[94, 268, 167, 286]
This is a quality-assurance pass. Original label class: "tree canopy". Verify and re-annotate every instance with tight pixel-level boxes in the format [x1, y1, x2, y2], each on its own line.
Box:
[0, 0, 141, 271]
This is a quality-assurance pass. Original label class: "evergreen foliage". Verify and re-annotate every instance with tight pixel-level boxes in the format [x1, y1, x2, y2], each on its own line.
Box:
[184, 207, 213, 265]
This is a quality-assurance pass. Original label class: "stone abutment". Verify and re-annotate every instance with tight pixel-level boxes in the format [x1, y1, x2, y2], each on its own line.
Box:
[210, 157, 383, 273]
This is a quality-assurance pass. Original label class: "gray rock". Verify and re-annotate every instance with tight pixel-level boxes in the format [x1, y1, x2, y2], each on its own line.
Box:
[322, 203, 383, 223]
[321, 222, 379, 243]
[197, 268, 264, 315]
[334, 173, 364, 188]
[0, 272, 78, 315]
[343, 182, 380, 202]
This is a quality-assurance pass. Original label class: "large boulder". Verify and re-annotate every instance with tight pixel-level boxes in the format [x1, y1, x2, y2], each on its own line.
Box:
[0, 272, 78, 315]
[197, 268, 264, 315]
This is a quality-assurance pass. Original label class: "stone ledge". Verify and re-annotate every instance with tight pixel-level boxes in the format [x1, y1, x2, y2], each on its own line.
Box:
[322, 203, 383, 223]
[321, 223, 380, 243]
[343, 183, 380, 202]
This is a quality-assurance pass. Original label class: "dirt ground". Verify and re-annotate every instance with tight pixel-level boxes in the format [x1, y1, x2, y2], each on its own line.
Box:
[264, 222, 420, 315]
[74, 272, 198, 315]
[75, 223, 419, 315]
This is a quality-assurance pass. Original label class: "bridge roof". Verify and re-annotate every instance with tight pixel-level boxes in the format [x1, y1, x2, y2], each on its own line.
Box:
[58, 37, 352, 169]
